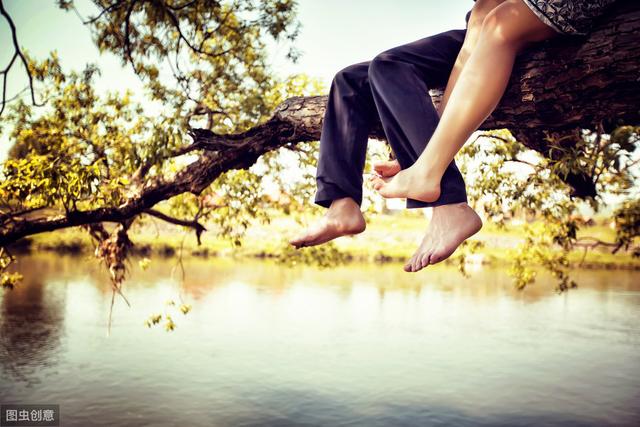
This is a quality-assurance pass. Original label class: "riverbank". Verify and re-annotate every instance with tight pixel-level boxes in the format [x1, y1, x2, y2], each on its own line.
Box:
[11, 211, 640, 271]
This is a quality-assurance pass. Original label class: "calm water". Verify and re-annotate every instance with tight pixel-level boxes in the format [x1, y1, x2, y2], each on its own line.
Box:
[1, 254, 639, 427]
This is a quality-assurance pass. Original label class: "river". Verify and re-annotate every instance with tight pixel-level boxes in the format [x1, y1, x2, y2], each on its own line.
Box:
[1, 255, 639, 426]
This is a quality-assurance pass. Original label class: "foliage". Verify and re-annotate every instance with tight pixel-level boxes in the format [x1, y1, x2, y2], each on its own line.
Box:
[0, 248, 22, 290]
[145, 299, 191, 331]
[458, 127, 639, 291]
[0, 0, 323, 324]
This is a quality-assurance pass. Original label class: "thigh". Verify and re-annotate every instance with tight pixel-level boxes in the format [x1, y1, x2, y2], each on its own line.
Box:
[484, 0, 559, 46]
[468, 0, 507, 30]
[375, 29, 467, 88]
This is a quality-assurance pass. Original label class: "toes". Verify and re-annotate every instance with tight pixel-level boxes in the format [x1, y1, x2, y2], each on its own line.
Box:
[429, 252, 445, 265]
[373, 163, 387, 175]
[412, 255, 423, 273]
[404, 254, 417, 272]
[289, 230, 317, 248]
[289, 236, 304, 246]
[408, 253, 430, 273]
[370, 176, 386, 191]
[289, 238, 307, 249]
[294, 233, 326, 248]
[373, 161, 399, 177]
[419, 252, 432, 269]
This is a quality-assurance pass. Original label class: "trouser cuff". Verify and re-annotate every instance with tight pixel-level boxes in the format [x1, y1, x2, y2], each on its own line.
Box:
[314, 184, 362, 209]
[405, 191, 468, 209]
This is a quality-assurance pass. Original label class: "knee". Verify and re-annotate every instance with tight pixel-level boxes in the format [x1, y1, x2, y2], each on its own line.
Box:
[332, 62, 367, 87]
[367, 50, 400, 82]
[468, 0, 504, 32]
[478, 3, 526, 47]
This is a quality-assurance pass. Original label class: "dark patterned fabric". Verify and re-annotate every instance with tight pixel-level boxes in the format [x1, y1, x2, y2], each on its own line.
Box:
[467, 1, 619, 35]
[522, 0, 619, 35]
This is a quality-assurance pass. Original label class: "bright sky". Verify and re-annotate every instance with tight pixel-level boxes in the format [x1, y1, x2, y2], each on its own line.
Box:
[0, 0, 473, 161]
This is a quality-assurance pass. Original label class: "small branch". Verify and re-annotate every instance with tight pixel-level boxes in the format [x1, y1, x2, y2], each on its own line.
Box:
[165, 0, 197, 12]
[573, 236, 625, 258]
[144, 208, 206, 244]
[0, 0, 44, 117]
[80, 0, 126, 25]
[123, 0, 140, 73]
[130, 141, 202, 183]
[159, 0, 235, 59]
[574, 236, 622, 249]
[0, 205, 48, 224]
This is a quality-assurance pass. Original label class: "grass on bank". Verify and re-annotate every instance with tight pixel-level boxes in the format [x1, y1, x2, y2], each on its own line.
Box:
[17, 210, 639, 270]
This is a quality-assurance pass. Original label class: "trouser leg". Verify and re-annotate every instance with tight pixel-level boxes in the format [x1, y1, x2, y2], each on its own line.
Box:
[368, 29, 468, 208]
[314, 61, 377, 208]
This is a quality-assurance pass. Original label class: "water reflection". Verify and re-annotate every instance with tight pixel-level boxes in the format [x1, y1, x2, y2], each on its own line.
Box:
[0, 254, 638, 426]
[0, 257, 69, 386]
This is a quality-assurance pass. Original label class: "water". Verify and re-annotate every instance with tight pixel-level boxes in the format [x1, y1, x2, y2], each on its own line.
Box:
[1, 255, 639, 426]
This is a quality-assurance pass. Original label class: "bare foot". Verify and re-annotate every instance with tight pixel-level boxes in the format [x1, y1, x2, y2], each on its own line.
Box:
[289, 197, 366, 248]
[404, 202, 482, 272]
[370, 164, 441, 203]
[372, 159, 401, 177]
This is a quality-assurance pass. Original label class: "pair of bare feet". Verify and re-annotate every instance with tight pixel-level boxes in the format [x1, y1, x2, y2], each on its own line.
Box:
[289, 159, 483, 272]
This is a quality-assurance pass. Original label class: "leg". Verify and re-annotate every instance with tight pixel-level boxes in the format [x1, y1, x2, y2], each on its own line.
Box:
[367, 29, 469, 209]
[290, 62, 374, 248]
[372, 0, 558, 203]
[398, 0, 504, 272]
[377, 0, 505, 185]
[366, 30, 485, 272]
[314, 62, 378, 209]
[291, 30, 471, 249]
[438, 0, 507, 115]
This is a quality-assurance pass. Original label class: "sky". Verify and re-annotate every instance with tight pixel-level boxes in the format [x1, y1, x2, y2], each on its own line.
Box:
[0, 0, 473, 161]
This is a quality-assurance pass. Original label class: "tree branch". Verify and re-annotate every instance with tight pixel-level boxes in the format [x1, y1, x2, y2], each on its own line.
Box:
[144, 208, 206, 244]
[0, 0, 45, 117]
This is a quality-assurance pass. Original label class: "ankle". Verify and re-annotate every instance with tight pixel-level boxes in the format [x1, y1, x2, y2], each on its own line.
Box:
[432, 202, 469, 216]
[329, 197, 359, 211]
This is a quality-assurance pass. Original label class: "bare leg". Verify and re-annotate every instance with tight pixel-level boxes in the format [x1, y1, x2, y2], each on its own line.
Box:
[371, 0, 501, 170]
[371, 0, 502, 175]
[438, 0, 507, 116]
[372, 0, 558, 202]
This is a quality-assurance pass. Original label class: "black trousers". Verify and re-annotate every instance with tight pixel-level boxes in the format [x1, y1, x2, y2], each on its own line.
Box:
[314, 29, 468, 209]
